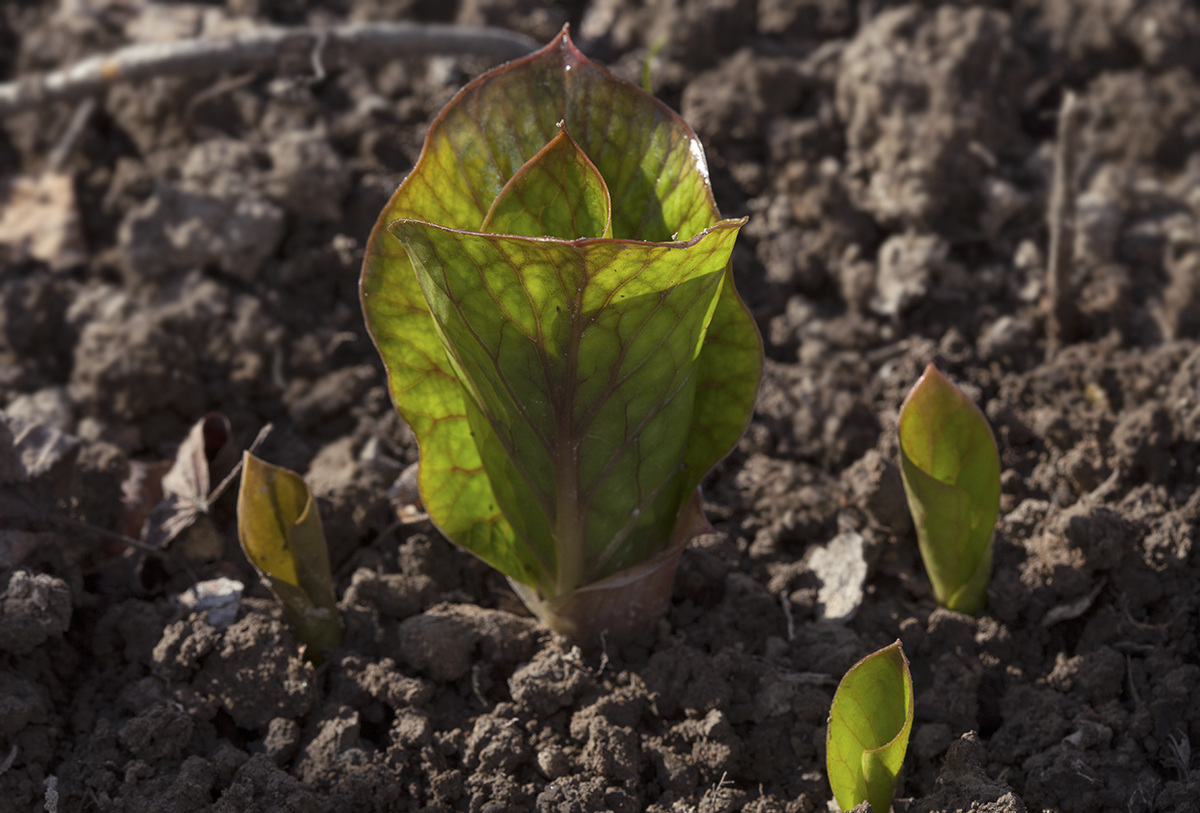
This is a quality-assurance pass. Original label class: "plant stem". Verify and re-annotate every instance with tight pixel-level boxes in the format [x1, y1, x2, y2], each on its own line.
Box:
[553, 303, 586, 596]
[511, 488, 708, 648]
[553, 436, 587, 596]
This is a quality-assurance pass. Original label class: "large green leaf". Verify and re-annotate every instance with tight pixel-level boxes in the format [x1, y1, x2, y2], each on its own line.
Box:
[826, 640, 914, 813]
[898, 363, 1000, 615]
[393, 219, 742, 592]
[360, 26, 762, 600]
[237, 452, 343, 661]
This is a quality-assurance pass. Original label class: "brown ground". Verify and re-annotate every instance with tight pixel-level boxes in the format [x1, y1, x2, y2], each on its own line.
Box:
[2, 0, 1200, 811]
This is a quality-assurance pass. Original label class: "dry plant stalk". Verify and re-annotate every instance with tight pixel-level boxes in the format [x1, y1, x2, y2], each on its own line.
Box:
[0, 22, 537, 117]
[1045, 90, 1084, 358]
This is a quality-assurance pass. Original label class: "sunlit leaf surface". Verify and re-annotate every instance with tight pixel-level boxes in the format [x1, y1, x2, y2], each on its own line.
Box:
[361, 27, 762, 599]
[827, 640, 914, 813]
[898, 363, 1000, 615]
[237, 452, 343, 661]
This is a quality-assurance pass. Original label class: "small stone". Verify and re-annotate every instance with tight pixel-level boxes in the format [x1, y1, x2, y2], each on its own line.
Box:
[177, 578, 244, 630]
[806, 530, 867, 622]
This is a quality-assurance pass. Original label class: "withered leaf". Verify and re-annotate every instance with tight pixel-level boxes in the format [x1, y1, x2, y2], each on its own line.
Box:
[143, 413, 240, 550]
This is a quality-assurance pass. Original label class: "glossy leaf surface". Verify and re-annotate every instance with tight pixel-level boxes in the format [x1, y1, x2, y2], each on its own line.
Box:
[898, 363, 1000, 614]
[361, 26, 762, 602]
[237, 452, 343, 661]
[827, 640, 914, 813]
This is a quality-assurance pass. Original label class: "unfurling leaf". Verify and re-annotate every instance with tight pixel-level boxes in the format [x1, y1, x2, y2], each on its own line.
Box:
[827, 640, 914, 813]
[361, 26, 762, 645]
[237, 452, 342, 662]
[898, 363, 1000, 615]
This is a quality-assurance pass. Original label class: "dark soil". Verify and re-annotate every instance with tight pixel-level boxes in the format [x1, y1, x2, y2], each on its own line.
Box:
[3, 0, 1200, 811]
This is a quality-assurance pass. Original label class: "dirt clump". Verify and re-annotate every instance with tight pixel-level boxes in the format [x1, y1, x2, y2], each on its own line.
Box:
[3, 0, 1200, 811]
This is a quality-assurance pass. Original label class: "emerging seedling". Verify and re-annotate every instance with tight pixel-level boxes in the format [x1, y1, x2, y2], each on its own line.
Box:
[826, 640, 914, 813]
[898, 363, 1000, 615]
[237, 452, 343, 662]
[360, 26, 762, 646]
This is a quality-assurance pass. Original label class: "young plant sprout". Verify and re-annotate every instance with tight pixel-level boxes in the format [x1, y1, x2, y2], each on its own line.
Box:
[360, 26, 762, 646]
[898, 363, 1000, 615]
[237, 452, 343, 663]
[826, 640, 914, 813]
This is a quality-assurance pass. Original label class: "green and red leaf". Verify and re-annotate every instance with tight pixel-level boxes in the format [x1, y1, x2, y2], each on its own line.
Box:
[361, 26, 761, 601]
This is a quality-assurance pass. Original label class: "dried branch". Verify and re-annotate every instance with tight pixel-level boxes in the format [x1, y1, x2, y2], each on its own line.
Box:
[47, 97, 96, 169]
[1045, 90, 1084, 358]
[0, 22, 539, 117]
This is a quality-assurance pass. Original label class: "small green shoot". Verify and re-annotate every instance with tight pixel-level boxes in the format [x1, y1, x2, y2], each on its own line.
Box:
[641, 35, 668, 92]
[236, 451, 343, 662]
[826, 640, 914, 813]
[898, 363, 1000, 615]
[361, 26, 762, 646]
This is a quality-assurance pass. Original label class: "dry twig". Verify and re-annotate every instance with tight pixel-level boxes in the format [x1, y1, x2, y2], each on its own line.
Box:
[46, 97, 96, 169]
[1045, 91, 1084, 358]
[0, 22, 538, 117]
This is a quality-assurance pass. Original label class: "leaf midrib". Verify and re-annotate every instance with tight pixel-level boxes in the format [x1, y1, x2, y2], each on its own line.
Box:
[552, 251, 587, 594]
